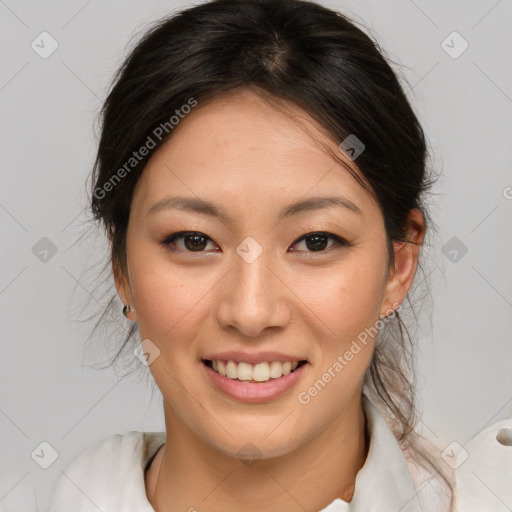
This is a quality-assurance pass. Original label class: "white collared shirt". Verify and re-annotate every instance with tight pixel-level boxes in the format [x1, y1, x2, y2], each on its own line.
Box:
[50, 394, 454, 512]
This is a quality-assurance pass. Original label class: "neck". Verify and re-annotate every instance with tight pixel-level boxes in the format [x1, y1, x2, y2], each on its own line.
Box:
[146, 394, 368, 512]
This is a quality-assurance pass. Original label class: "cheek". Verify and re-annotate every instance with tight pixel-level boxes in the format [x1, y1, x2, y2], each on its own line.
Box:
[131, 269, 204, 342]
[290, 253, 385, 412]
[127, 245, 225, 356]
[291, 261, 382, 430]
[296, 254, 386, 347]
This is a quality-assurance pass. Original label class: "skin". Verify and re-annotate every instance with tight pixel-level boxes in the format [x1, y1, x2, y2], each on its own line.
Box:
[114, 88, 425, 512]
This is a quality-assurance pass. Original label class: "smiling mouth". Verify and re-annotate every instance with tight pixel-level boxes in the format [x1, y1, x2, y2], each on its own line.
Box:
[202, 359, 308, 383]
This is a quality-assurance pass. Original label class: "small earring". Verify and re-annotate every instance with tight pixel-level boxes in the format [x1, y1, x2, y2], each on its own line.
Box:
[380, 308, 397, 320]
[122, 304, 134, 318]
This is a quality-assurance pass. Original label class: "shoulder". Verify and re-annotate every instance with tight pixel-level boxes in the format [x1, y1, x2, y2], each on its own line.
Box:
[50, 430, 165, 512]
[361, 394, 455, 512]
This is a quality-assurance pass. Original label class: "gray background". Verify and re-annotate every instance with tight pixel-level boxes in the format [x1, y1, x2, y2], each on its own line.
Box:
[1, 0, 511, 510]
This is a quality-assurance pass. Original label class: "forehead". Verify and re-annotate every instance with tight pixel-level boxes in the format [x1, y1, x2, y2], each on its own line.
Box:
[130, 89, 379, 224]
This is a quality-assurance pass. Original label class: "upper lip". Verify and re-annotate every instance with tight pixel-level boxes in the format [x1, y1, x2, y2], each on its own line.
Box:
[202, 351, 308, 364]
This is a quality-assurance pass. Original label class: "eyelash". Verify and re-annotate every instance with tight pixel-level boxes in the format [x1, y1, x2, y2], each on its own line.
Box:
[159, 231, 350, 255]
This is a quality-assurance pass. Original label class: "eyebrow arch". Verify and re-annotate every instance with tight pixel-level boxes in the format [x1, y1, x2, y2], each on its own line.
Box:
[147, 195, 362, 221]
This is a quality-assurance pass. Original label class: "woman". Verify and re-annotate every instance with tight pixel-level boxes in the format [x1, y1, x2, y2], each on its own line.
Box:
[51, 0, 455, 510]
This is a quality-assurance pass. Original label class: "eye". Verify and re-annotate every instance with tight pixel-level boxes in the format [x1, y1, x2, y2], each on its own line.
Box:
[160, 231, 219, 253]
[160, 231, 349, 254]
[288, 232, 349, 253]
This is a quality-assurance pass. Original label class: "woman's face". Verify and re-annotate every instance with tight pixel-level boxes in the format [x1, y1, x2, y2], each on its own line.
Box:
[116, 88, 416, 459]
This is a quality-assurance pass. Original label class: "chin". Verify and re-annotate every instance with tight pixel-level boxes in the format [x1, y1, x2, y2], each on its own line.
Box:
[203, 423, 308, 463]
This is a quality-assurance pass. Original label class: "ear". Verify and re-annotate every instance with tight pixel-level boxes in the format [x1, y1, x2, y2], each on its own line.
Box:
[113, 260, 137, 321]
[380, 209, 425, 317]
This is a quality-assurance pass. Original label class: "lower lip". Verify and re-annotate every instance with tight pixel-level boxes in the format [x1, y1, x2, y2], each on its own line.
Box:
[202, 361, 308, 403]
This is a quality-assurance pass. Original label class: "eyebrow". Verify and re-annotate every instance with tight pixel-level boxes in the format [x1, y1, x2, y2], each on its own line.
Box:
[147, 195, 362, 222]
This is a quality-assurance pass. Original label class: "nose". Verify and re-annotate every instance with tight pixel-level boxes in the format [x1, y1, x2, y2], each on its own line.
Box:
[215, 249, 291, 338]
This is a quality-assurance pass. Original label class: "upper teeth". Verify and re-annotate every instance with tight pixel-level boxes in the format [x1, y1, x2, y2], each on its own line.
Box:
[211, 360, 300, 382]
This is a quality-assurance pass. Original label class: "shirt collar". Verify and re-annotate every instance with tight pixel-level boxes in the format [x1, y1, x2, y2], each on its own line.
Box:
[321, 393, 424, 512]
[143, 394, 424, 512]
